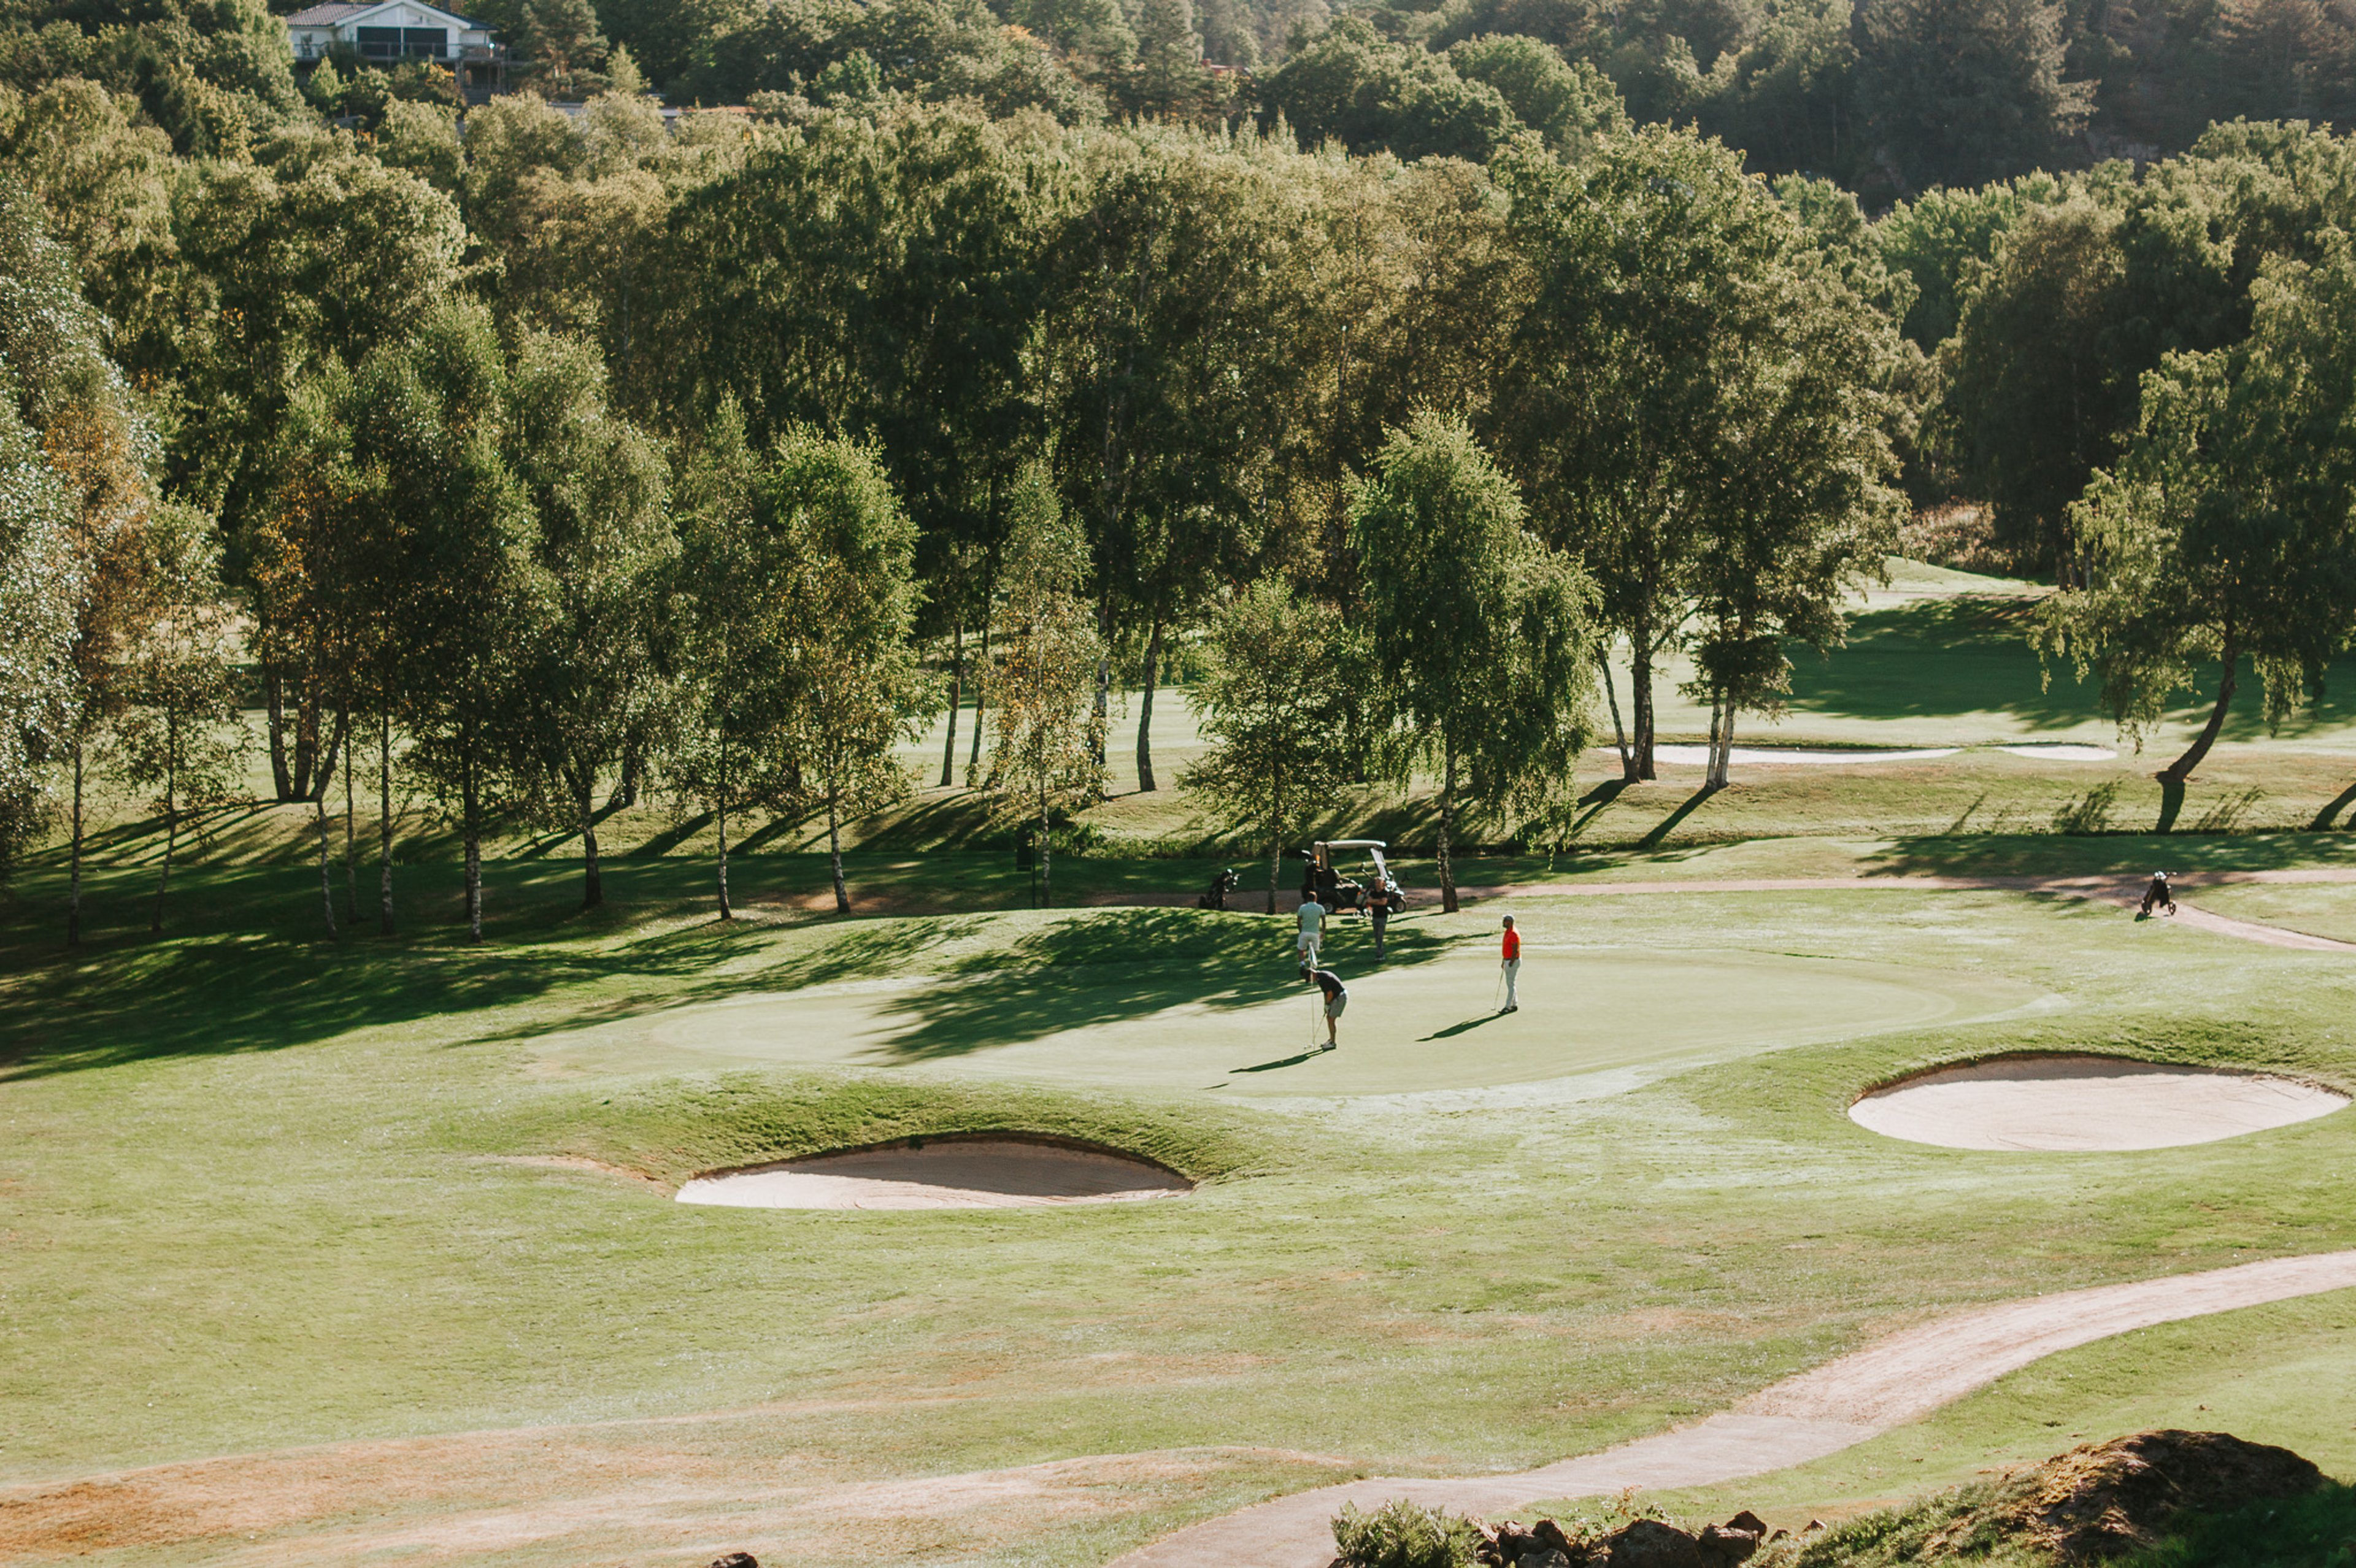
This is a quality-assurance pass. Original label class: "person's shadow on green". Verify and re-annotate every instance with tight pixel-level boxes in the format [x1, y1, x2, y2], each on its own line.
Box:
[1231, 1050, 1327, 1074]
[1423, 1015, 1501, 1040]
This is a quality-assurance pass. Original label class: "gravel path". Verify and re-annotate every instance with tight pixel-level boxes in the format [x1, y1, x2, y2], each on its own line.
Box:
[1108, 1250, 2356, 1568]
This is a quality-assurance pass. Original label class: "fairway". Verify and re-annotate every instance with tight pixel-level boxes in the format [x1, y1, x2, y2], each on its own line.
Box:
[552, 942, 2049, 1098]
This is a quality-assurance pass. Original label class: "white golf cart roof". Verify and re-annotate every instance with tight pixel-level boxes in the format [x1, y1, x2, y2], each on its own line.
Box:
[1318, 839, 1386, 850]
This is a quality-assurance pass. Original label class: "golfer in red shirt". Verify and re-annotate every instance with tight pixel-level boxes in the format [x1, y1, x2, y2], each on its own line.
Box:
[1499, 915, 1520, 1013]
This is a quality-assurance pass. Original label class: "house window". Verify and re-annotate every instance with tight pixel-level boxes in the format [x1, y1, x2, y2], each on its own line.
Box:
[402, 27, 447, 56]
[355, 25, 402, 55]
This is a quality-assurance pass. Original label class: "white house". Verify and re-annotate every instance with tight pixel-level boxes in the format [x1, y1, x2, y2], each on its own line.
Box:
[285, 1, 495, 66]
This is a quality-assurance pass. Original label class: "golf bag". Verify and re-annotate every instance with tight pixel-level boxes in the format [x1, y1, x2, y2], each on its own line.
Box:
[1197, 868, 1239, 910]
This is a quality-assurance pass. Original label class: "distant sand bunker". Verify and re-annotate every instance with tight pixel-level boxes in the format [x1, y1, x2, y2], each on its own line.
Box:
[1852, 1055, 2348, 1151]
[676, 1137, 1193, 1210]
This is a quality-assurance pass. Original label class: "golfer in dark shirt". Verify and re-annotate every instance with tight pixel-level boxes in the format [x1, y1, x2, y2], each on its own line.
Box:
[1310, 967, 1347, 1049]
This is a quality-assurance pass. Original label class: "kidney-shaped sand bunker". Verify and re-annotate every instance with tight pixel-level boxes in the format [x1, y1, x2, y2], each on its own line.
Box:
[1850, 1054, 2349, 1151]
[676, 1135, 1193, 1210]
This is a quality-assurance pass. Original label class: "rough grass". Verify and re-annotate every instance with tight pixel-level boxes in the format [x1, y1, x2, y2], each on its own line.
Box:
[9, 780, 2356, 1561]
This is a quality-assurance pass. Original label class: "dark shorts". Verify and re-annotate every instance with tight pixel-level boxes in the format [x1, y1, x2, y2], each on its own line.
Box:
[1325, 991, 1348, 1019]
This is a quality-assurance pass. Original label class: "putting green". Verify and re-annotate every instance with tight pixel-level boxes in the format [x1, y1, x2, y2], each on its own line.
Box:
[564, 946, 2050, 1097]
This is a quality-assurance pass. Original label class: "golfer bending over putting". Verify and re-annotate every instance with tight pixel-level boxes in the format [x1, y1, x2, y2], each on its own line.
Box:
[1309, 966, 1347, 1050]
[1297, 890, 1326, 970]
[1499, 915, 1520, 1013]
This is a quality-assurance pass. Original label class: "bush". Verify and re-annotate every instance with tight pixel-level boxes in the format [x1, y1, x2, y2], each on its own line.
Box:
[1333, 1499, 1486, 1568]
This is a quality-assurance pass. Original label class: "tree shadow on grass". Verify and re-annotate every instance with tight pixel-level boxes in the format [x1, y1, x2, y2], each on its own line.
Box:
[856, 909, 1453, 1063]
[1, 871, 1460, 1081]
[0, 863, 777, 1081]
[1636, 786, 1721, 850]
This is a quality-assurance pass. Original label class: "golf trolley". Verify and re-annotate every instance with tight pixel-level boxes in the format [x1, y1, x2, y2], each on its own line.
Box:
[1296, 839, 1407, 915]
[2139, 871, 2178, 918]
[1196, 867, 1240, 910]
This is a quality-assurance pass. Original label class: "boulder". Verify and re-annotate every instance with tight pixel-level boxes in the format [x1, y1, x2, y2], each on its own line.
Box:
[1598, 1518, 1703, 1568]
[709, 1556, 758, 1568]
[1720, 1512, 1769, 1537]
[1695, 1522, 1761, 1566]
[1532, 1519, 1579, 1554]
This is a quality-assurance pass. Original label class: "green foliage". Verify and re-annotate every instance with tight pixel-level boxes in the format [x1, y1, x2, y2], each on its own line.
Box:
[755, 426, 937, 910]
[504, 329, 674, 905]
[2039, 239, 2356, 780]
[1184, 578, 1369, 910]
[1260, 16, 1520, 161]
[1331, 1499, 1486, 1568]
[1349, 412, 1594, 888]
[1855, 0, 2092, 191]
[1874, 176, 2061, 351]
[987, 466, 1104, 904]
[1446, 32, 1625, 152]
[0, 187, 82, 873]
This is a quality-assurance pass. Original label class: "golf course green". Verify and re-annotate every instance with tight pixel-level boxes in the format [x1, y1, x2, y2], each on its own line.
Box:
[6, 853, 2356, 1565]
[8, 568, 2356, 1566]
[584, 940, 2046, 1097]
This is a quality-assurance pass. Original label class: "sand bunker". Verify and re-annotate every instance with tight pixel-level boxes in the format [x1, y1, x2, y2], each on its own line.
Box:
[1999, 742, 2117, 759]
[1850, 1055, 2348, 1151]
[1652, 742, 2116, 766]
[1653, 744, 1960, 766]
[675, 1137, 1192, 1210]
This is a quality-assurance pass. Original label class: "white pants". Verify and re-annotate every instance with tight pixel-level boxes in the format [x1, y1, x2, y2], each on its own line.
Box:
[1502, 958, 1520, 1007]
[1297, 931, 1321, 966]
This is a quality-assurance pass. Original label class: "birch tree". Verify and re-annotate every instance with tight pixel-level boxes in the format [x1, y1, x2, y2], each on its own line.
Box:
[1350, 413, 1596, 912]
[1184, 578, 1363, 914]
[986, 468, 1104, 909]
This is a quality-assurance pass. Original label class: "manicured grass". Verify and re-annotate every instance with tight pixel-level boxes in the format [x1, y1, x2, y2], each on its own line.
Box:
[6, 861, 2356, 1563]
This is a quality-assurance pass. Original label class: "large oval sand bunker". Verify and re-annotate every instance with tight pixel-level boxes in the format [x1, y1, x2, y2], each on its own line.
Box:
[676, 1136, 1193, 1210]
[1851, 1055, 2349, 1151]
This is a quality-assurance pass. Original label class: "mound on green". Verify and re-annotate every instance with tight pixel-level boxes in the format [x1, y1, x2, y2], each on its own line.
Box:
[484, 1070, 1265, 1189]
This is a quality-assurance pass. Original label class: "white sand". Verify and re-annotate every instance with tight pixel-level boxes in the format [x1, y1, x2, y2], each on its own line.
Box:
[1649, 742, 2117, 766]
[1850, 1055, 2348, 1151]
[1652, 744, 1961, 766]
[676, 1139, 1192, 1210]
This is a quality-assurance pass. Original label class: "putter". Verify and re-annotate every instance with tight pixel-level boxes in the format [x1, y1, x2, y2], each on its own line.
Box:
[1493, 964, 1505, 1010]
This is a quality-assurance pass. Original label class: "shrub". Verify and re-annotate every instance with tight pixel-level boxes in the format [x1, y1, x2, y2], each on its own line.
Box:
[1333, 1499, 1487, 1568]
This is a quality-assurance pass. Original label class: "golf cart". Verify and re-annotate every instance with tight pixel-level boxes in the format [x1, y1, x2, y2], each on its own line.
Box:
[1297, 840, 1407, 914]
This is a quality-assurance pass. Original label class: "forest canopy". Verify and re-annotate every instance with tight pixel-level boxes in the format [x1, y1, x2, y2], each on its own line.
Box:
[8, 0, 2356, 925]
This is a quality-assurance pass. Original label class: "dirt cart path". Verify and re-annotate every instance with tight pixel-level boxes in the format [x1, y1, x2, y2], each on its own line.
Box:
[1107, 1250, 2356, 1568]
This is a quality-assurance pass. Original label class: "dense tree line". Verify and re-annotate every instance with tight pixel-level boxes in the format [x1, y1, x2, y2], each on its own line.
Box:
[8, 2, 2356, 936]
